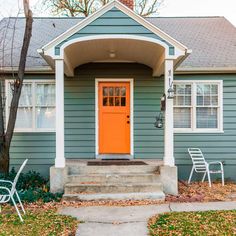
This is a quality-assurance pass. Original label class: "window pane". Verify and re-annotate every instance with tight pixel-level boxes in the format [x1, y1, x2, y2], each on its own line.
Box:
[115, 87, 120, 96]
[174, 84, 192, 106]
[109, 87, 114, 96]
[103, 87, 108, 96]
[15, 108, 33, 128]
[211, 85, 218, 95]
[103, 97, 108, 106]
[174, 108, 191, 128]
[196, 108, 217, 128]
[36, 84, 55, 106]
[121, 87, 126, 96]
[36, 107, 55, 129]
[121, 97, 126, 106]
[12, 84, 32, 107]
[115, 97, 120, 106]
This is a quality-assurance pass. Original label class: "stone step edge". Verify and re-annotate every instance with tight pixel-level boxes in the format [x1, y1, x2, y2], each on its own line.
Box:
[63, 191, 165, 201]
[67, 173, 161, 177]
[65, 182, 163, 187]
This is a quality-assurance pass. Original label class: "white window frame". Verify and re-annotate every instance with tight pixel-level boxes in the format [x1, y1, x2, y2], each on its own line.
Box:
[174, 80, 223, 133]
[5, 80, 56, 133]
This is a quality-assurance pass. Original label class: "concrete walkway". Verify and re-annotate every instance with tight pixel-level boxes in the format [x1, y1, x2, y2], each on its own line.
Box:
[59, 201, 236, 236]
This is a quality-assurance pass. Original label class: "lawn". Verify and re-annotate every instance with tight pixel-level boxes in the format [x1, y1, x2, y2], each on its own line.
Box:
[149, 210, 236, 236]
[0, 208, 78, 236]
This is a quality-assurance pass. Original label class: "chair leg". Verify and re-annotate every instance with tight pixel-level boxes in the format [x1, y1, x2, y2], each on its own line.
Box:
[221, 169, 225, 186]
[11, 195, 23, 222]
[15, 191, 25, 214]
[202, 172, 206, 182]
[207, 170, 211, 187]
[188, 166, 194, 184]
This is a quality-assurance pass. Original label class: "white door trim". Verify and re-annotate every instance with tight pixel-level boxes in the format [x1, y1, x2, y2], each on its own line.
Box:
[95, 78, 134, 157]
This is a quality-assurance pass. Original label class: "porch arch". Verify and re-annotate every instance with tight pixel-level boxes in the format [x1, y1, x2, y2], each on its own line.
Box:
[58, 35, 172, 77]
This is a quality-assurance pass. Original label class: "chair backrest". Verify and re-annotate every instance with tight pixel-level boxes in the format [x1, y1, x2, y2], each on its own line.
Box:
[188, 148, 207, 172]
[11, 159, 28, 194]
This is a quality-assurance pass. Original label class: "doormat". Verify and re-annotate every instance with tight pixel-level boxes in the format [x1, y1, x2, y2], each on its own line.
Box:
[87, 160, 148, 166]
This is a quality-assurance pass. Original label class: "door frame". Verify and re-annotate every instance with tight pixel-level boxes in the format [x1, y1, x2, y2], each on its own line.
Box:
[95, 78, 134, 157]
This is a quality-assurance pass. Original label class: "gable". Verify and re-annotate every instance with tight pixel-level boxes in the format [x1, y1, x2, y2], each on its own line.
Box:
[54, 7, 175, 56]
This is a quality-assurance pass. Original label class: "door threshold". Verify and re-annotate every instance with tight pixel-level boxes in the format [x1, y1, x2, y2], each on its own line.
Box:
[96, 154, 133, 160]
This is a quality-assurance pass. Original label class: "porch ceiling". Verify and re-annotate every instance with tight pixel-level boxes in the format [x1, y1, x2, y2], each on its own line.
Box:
[63, 38, 165, 76]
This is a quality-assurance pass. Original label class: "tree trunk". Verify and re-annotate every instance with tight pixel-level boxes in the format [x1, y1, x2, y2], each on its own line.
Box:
[0, 144, 10, 175]
[0, 0, 33, 174]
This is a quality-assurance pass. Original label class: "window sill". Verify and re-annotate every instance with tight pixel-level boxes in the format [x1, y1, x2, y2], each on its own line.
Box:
[14, 130, 56, 133]
[174, 130, 224, 134]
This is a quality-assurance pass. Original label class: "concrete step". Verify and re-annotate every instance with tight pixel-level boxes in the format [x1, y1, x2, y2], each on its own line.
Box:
[67, 173, 161, 184]
[68, 165, 160, 175]
[64, 182, 163, 194]
[63, 191, 165, 201]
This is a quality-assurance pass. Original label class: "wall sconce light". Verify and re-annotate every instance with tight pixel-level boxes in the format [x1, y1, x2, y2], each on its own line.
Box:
[167, 70, 174, 99]
[161, 94, 166, 111]
[154, 112, 163, 129]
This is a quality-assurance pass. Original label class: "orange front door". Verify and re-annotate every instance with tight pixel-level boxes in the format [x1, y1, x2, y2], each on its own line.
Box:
[99, 82, 130, 154]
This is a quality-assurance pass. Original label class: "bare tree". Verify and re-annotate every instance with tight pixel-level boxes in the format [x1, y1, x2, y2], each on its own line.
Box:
[0, 0, 33, 174]
[44, 0, 163, 17]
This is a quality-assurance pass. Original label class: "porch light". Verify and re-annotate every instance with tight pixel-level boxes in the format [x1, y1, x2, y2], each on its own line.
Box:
[167, 86, 174, 99]
[167, 70, 174, 99]
[109, 50, 116, 58]
[154, 112, 163, 129]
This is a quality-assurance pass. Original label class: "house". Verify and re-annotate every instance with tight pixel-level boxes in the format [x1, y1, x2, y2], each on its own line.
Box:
[0, 0, 236, 199]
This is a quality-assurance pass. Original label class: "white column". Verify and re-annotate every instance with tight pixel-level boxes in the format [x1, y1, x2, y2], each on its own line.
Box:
[55, 59, 65, 168]
[164, 59, 175, 166]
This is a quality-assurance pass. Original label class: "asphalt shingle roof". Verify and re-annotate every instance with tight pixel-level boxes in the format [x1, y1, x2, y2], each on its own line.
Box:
[0, 16, 236, 72]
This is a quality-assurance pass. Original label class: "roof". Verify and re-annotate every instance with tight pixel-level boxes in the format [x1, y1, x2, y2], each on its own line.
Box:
[0, 16, 236, 73]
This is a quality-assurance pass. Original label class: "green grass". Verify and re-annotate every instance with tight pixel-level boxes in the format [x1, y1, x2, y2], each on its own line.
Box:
[149, 210, 236, 236]
[0, 209, 78, 236]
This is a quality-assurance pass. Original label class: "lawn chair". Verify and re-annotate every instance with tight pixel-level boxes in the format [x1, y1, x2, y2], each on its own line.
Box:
[188, 148, 224, 187]
[0, 159, 28, 222]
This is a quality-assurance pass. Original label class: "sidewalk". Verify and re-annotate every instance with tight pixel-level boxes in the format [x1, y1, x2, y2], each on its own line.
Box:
[59, 201, 236, 236]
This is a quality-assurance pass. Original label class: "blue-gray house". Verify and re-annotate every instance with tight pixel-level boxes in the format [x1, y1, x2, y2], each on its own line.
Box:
[1, 0, 236, 199]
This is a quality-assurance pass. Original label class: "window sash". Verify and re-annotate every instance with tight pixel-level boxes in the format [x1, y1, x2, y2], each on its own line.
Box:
[6, 80, 55, 132]
[174, 81, 223, 132]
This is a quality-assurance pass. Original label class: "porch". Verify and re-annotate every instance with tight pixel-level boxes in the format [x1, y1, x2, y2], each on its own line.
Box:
[37, 0, 190, 197]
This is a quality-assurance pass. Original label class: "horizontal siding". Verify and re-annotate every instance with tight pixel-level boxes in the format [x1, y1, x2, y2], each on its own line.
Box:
[174, 74, 236, 181]
[56, 7, 174, 55]
[10, 132, 55, 177]
[3, 69, 236, 181]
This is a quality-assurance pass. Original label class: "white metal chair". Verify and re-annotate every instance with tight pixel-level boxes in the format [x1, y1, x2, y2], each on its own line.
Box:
[188, 148, 224, 187]
[0, 159, 28, 222]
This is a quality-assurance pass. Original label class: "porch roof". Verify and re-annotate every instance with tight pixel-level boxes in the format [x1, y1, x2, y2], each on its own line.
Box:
[38, 0, 190, 77]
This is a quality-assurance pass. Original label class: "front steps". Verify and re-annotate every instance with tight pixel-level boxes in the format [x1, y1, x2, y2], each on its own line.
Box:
[63, 160, 165, 201]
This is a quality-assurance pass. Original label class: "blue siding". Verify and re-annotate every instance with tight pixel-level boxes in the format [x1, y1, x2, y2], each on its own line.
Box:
[5, 69, 236, 181]
[174, 74, 236, 181]
[55, 7, 174, 56]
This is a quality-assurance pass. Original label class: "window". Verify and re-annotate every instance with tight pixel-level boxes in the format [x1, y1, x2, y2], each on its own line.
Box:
[102, 86, 126, 106]
[6, 80, 55, 132]
[174, 81, 223, 132]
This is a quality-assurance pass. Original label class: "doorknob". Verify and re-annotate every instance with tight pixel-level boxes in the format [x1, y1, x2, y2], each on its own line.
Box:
[127, 121, 130, 124]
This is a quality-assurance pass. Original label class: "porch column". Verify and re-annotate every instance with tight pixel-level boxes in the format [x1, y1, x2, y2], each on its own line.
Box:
[55, 59, 65, 168]
[164, 59, 175, 166]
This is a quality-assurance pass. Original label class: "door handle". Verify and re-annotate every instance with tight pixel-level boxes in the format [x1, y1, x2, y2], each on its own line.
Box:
[127, 121, 130, 124]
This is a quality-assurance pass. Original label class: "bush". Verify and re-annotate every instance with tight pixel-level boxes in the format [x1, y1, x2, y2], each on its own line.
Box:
[0, 168, 63, 203]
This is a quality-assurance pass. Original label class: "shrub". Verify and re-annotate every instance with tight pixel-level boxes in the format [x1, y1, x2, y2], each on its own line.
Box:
[0, 168, 63, 203]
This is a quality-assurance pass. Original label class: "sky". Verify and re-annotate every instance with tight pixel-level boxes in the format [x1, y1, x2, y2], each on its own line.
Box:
[0, 0, 236, 26]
